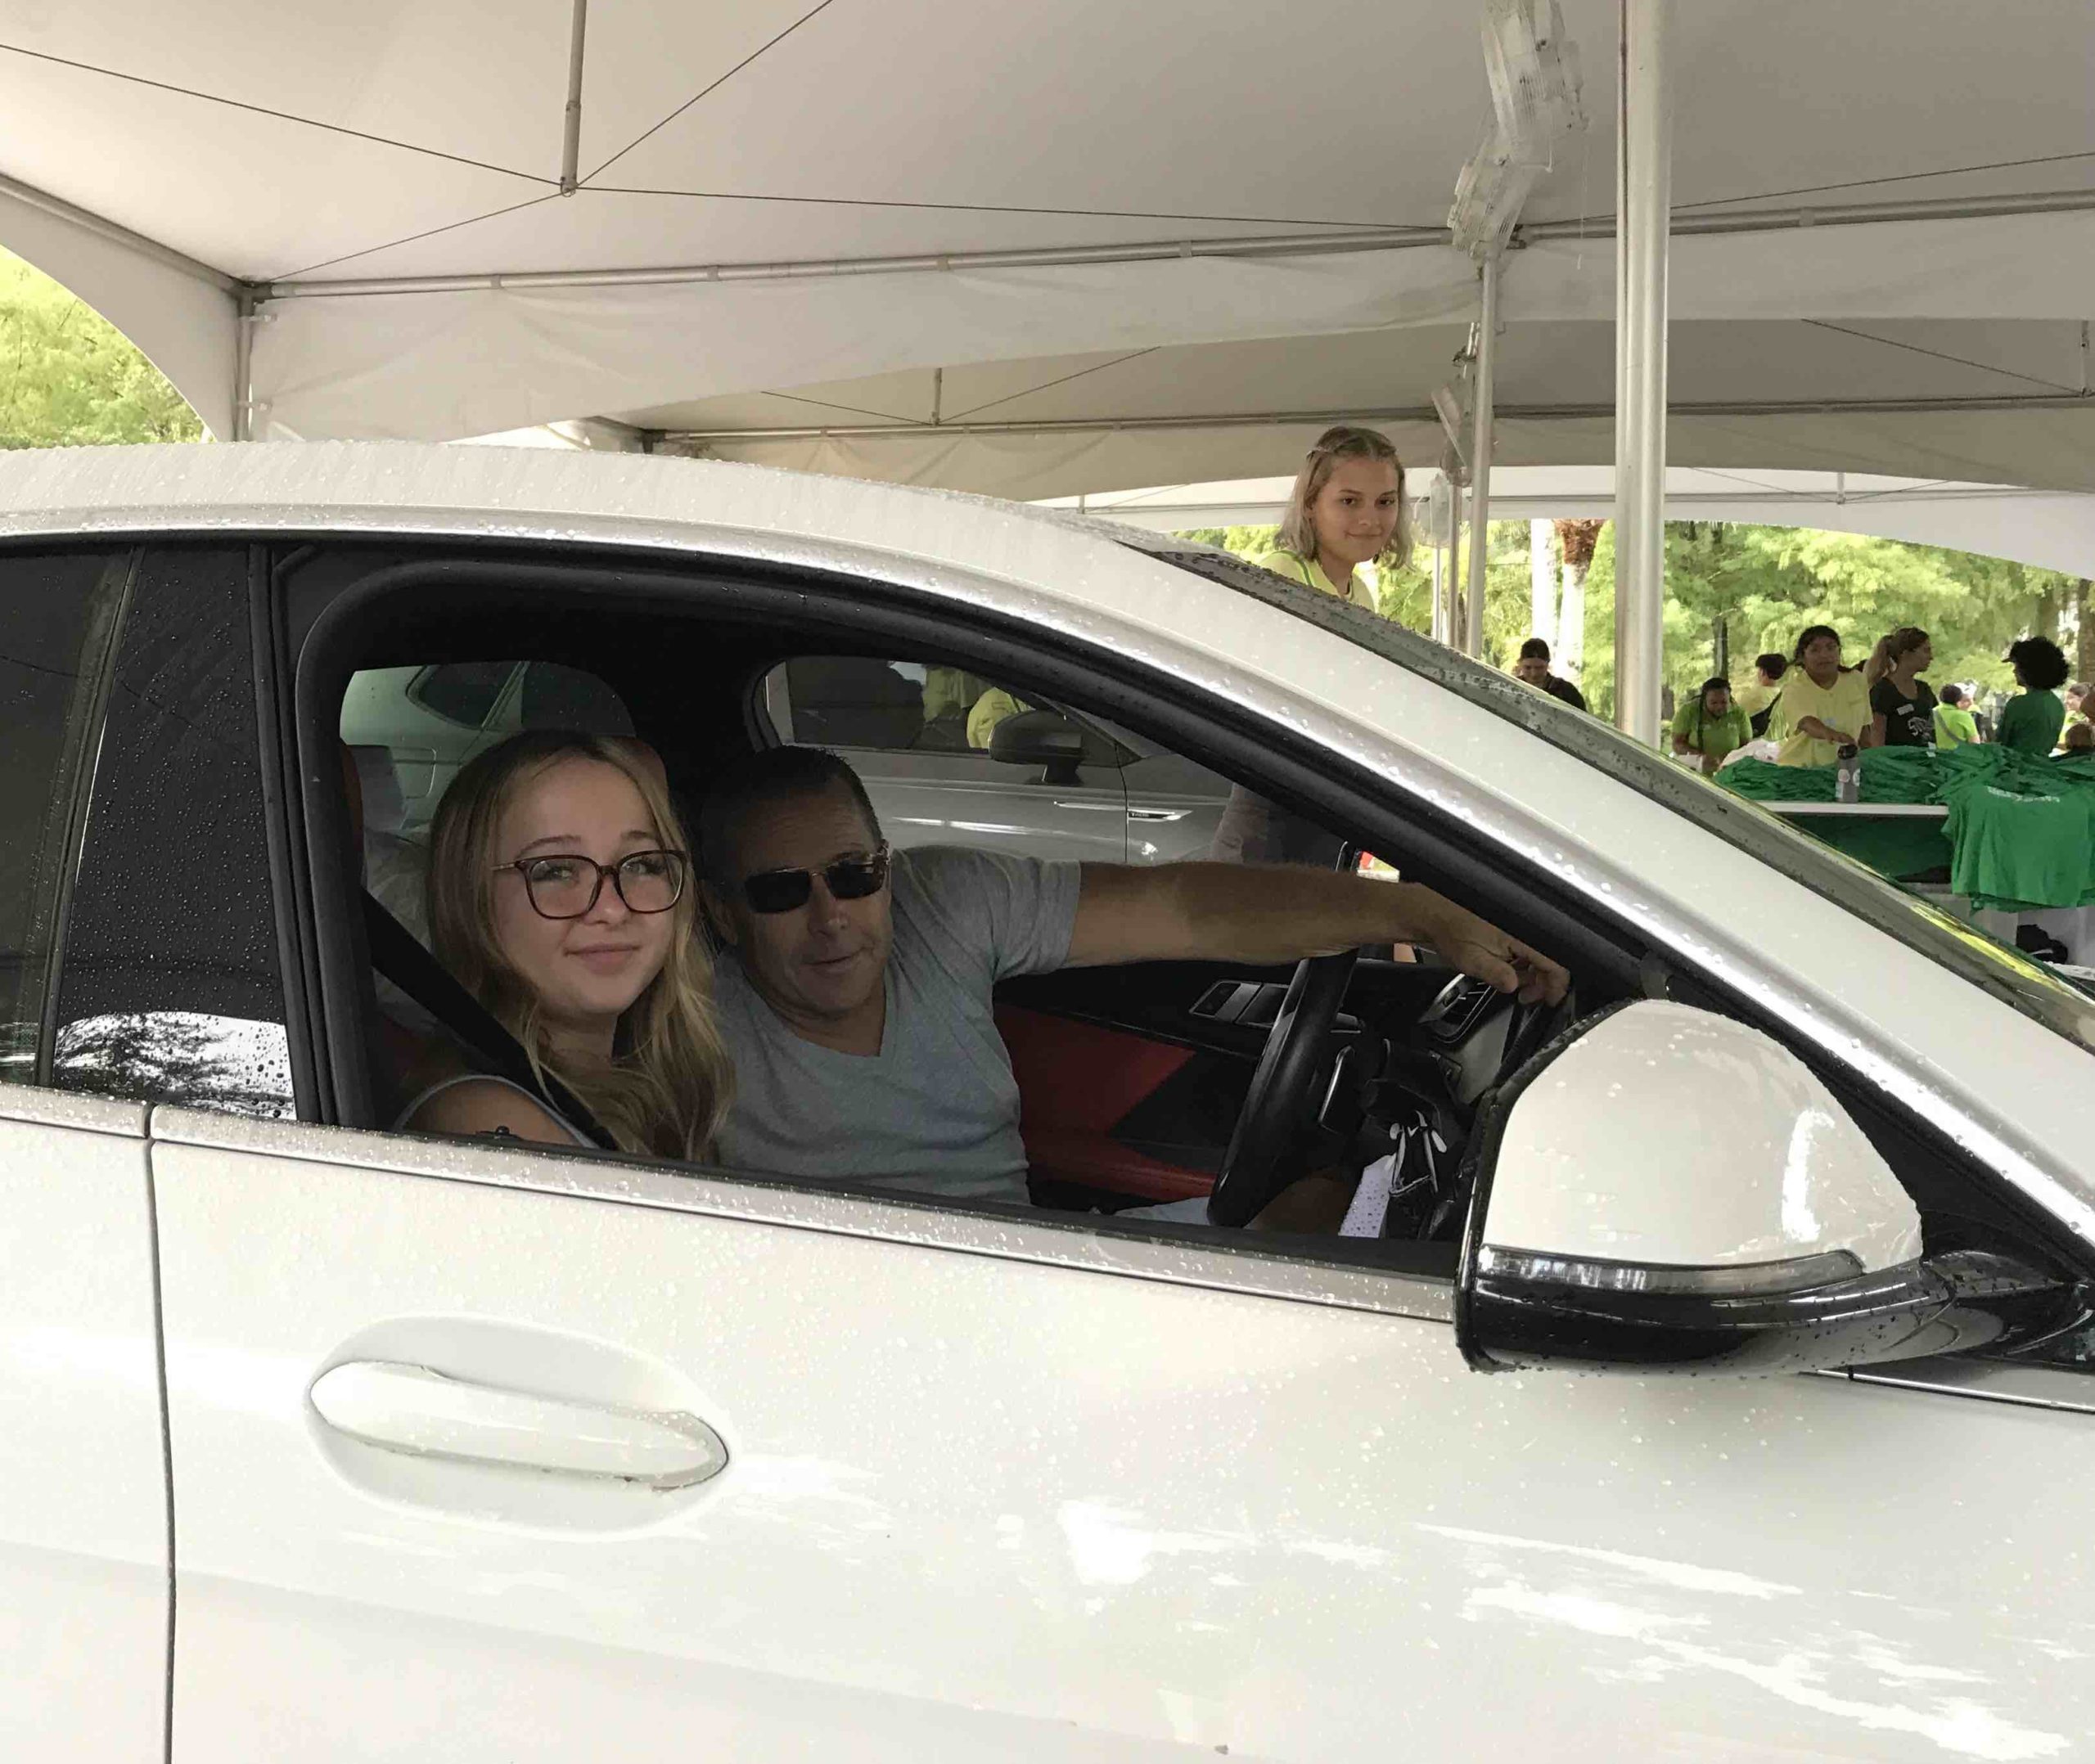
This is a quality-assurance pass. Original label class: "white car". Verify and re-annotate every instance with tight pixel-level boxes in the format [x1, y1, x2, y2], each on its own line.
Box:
[3, 443, 2092, 1762]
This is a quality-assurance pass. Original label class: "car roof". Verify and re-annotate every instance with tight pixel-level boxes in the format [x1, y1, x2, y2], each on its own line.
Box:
[0, 439, 1192, 583]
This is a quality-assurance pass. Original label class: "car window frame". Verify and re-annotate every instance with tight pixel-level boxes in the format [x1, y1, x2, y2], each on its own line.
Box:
[267, 540, 2095, 1294]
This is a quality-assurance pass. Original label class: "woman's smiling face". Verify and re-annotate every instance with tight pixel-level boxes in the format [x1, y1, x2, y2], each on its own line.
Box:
[489, 756, 675, 1041]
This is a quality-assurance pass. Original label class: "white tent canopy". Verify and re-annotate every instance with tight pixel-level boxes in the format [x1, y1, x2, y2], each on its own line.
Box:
[2, 1, 2093, 496]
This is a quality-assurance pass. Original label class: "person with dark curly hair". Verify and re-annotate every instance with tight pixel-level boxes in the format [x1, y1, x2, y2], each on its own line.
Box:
[1998, 636, 2070, 755]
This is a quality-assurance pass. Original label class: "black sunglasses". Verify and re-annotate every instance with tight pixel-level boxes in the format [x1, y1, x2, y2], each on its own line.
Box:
[740, 844, 891, 915]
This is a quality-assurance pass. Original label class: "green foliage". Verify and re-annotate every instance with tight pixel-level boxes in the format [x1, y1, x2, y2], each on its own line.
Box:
[1576, 522, 2070, 720]
[1180, 514, 2082, 727]
[0, 248, 203, 448]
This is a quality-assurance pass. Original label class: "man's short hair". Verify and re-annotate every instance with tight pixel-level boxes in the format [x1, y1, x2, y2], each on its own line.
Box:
[1518, 637, 1551, 663]
[1939, 682, 1967, 706]
[699, 746, 883, 885]
[1755, 652, 1787, 681]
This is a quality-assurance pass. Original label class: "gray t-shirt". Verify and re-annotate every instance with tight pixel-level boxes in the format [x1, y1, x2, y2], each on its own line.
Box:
[713, 845, 1082, 1204]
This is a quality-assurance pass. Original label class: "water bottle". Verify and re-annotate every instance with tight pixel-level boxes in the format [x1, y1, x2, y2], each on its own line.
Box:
[1835, 743, 1860, 804]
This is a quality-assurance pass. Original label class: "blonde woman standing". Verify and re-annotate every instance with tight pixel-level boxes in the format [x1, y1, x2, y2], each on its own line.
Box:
[1256, 424, 1414, 611]
[401, 730, 732, 1159]
[1212, 426, 1413, 866]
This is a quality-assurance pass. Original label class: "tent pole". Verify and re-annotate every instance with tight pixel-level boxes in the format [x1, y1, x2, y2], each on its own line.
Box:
[1430, 528, 1446, 644]
[1463, 255, 1499, 659]
[561, 0, 589, 195]
[232, 289, 255, 443]
[1613, 0, 1671, 745]
[1449, 479, 1469, 655]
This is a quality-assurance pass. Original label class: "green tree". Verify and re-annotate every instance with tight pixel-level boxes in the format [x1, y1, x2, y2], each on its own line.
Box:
[0, 248, 203, 448]
[1183, 514, 2066, 727]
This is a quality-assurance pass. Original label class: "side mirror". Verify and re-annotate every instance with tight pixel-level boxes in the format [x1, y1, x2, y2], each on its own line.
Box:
[1457, 1001, 2085, 1376]
[989, 709, 1087, 785]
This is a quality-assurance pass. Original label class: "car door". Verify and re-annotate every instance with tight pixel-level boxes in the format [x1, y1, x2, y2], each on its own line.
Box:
[0, 546, 174, 1761]
[138, 538, 2095, 1758]
[768, 655, 1132, 862]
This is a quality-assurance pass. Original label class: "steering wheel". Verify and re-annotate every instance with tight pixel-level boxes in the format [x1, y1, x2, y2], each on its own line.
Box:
[1206, 949, 1358, 1226]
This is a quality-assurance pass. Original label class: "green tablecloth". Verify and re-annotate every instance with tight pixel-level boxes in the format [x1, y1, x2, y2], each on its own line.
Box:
[1722, 747, 2095, 906]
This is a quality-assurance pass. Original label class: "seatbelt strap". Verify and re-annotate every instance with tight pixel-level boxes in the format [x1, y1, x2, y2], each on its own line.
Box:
[360, 892, 619, 1150]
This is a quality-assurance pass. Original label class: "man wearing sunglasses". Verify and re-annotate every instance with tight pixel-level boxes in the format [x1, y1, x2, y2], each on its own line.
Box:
[697, 746, 1564, 1217]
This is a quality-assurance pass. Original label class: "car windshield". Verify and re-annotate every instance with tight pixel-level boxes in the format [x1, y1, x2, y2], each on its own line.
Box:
[1129, 536, 2095, 1058]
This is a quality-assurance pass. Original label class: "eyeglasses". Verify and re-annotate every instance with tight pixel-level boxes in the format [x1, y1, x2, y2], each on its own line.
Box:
[740, 844, 891, 915]
[493, 848, 687, 920]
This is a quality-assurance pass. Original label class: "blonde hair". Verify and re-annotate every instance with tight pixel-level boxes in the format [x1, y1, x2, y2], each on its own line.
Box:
[426, 731, 732, 1161]
[1865, 627, 1929, 687]
[1277, 425, 1414, 572]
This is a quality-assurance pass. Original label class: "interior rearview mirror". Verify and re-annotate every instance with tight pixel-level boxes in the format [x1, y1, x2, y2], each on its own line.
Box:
[1456, 1001, 2086, 1376]
[989, 708, 1086, 785]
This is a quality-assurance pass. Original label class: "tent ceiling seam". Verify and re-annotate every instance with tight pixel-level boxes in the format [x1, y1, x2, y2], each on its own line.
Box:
[942, 349, 1164, 423]
[1674, 148, 2095, 214]
[0, 169, 237, 294]
[579, 0, 840, 186]
[258, 186, 2095, 299]
[660, 392, 2095, 444]
[0, 38, 557, 186]
[581, 183, 1416, 231]
[1801, 319, 2089, 396]
[265, 193, 565, 286]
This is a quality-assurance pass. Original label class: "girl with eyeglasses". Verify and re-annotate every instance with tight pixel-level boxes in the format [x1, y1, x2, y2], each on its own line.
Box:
[399, 730, 732, 1156]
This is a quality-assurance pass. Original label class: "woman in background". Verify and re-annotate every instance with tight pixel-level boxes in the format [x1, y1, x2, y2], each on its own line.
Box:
[1865, 627, 1937, 749]
[1213, 425, 1412, 866]
[1997, 637, 2070, 755]
[1254, 424, 1412, 611]
[1771, 625, 1873, 767]
[1669, 677, 1753, 776]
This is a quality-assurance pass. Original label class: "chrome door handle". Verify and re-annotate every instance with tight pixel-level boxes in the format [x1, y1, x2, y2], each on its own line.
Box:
[1127, 807, 1193, 823]
[309, 1360, 728, 1489]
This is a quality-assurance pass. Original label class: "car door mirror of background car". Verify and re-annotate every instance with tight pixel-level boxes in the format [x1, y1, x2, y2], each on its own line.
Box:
[988, 708, 1088, 785]
[1455, 1000, 2091, 1378]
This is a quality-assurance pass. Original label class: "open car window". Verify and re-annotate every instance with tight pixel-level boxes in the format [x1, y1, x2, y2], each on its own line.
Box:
[1133, 537, 2095, 1060]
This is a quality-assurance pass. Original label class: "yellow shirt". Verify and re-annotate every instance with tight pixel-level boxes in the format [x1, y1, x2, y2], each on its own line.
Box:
[966, 686, 1026, 750]
[1256, 548, 1378, 613]
[1771, 668, 1872, 767]
[1732, 680, 1777, 720]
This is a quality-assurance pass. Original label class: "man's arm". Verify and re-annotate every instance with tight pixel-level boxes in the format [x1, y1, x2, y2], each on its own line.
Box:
[1066, 862, 1567, 1003]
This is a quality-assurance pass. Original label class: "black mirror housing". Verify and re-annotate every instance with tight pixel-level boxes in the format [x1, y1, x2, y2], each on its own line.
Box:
[989, 708, 1087, 785]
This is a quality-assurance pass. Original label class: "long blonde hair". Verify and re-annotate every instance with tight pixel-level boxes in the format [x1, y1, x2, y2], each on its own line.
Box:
[427, 731, 732, 1161]
[1865, 626, 1930, 687]
[1277, 425, 1414, 572]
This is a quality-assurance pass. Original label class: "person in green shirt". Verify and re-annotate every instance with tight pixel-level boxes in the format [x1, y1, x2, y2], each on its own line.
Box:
[1996, 636, 2070, 755]
[1252, 424, 1411, 614]
[1933, 682, 1981, 747]
[1669, 676, 1752, 775]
